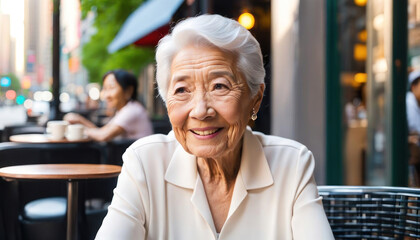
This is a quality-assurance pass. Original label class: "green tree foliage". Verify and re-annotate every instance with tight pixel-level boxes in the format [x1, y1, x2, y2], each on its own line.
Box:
[80, 0, 155, 83]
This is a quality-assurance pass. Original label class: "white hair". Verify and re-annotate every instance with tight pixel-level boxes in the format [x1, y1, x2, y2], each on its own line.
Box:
[155, 14, 265, 101]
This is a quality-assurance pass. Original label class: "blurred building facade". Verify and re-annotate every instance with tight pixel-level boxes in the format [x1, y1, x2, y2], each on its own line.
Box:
[0, 0, 414, 186]
[272, 0, 410, 186]
[0, 13, 11, 74]
[24, 0, 52, 90]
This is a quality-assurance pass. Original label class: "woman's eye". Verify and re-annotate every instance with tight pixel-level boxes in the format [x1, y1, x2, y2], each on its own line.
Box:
[174, 87, 186, 94]
[214, 83, 227, 90]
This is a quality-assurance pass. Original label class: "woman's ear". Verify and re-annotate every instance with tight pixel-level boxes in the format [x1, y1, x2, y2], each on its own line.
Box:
[252, 84, 265, 113]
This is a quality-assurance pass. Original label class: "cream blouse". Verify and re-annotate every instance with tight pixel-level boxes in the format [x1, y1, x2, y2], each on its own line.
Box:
[95, 128, 334, 240]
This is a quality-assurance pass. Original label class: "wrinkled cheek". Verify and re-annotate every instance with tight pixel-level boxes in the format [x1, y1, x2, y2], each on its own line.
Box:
[167, 103, 183, 127]
[167, 103, 189, 150]
[168, 114, 186, 135]
[173, 127, 185, 139]
[168, 114, 187, 142]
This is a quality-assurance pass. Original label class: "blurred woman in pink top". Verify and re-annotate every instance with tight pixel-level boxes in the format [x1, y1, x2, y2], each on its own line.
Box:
[64, 69, 153, 141]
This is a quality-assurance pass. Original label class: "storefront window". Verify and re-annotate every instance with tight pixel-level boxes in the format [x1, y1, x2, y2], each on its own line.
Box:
[330, 0, 408, 186]
[337, 0, 368, 185]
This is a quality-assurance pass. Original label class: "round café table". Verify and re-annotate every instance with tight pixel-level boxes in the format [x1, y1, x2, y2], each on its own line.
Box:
[9, 134, 91, 143]
[0, 164, 121, 240]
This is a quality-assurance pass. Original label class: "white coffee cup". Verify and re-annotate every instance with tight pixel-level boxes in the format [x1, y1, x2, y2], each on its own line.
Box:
[66, 124, 85, 141]
[48, 121, 69, 140]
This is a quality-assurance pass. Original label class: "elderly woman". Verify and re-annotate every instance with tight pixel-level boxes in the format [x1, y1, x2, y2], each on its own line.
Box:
[64, 69, 153, 141]
[96, 14, 333, 239]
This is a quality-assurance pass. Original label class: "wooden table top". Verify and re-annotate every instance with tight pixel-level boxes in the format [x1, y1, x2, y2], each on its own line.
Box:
[10, 134, 91, 143]
[0, 164, 121, 180]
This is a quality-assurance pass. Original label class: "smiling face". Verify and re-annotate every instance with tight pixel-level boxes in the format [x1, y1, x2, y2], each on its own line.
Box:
[166, 45, 263, 160]
[101, 74, 130, 110]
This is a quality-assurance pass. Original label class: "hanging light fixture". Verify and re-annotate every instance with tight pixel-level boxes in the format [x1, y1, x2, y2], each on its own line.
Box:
[238, 12, 255, 30]
[354, 0, 367, 7]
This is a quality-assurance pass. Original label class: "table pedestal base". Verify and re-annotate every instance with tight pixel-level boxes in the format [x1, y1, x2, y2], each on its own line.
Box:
[67, 181, 78, 240]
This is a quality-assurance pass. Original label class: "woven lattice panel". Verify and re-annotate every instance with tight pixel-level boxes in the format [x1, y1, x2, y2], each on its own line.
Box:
[318, 186, 420, 240]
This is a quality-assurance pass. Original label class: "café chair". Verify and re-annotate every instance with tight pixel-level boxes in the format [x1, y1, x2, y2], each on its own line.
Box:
[1, 124, 46, 142]
[152, 117, 172, 135]
[0, 203, 5, 240]
[0, 142, 105, 240]
[318, 185, 420, 239]
[101, 139, 136, 166]
[78, 138, 136, 239]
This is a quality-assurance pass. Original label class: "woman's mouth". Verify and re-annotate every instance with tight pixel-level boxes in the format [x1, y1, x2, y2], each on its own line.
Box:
[190, 128, 222, 136]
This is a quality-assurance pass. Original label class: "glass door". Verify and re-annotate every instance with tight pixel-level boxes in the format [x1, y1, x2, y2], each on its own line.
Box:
[326, 0, 408, 185]
[365, 0, 408, 186]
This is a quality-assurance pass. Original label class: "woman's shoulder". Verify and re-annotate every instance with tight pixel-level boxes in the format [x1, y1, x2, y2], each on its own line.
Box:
[248, 130, 316, 185]
[120, 100, 146, 113]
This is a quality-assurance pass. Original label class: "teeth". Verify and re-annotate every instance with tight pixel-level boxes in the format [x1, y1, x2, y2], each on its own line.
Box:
[193, 129, 218, 136]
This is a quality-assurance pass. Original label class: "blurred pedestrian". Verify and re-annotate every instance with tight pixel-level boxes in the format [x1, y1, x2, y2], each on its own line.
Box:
[407, 70, 420, 186]
[64, 69, 153, 141]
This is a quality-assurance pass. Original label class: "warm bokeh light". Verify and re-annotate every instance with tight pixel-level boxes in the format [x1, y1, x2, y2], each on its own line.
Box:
[373, 14, 384, 31]
[373, 58, 388, 73]
[42, 91, 53, 101]
[238, 12, 255, 30]
[16, 95, 25, 105]
[89, 87, 100, 100]
[354, 73, 367, 83]
[5, 90, 16, 100]
[354, 44, 367, 61]
[34, 91, 43, 101]
[21, 76, 31, 89]
[358, 30, 367, 42]
[60, 92, 70, 103]
[23, 99, 33, 109]
[68, 57, 80, 73]
[354, 0, 367, 7]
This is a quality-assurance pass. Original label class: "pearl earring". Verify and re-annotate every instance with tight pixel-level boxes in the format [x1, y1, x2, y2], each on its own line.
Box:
[251, 108, 257, 121]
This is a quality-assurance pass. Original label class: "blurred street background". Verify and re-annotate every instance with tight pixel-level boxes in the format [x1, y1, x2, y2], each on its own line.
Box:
[0, 0, 416, 186]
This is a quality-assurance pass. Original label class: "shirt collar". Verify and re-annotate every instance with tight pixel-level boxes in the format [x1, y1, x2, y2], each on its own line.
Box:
[239, 128, 273, 189]
[164, 144, 197, 189]
[164, 128, 273, 190]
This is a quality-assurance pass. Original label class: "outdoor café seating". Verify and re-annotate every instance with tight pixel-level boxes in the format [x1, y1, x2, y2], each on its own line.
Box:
[98, 139, 135, 166]
[0, 141, 106, 240]
[318, 185, 420, 239]
[2, 136, 420, 240]
[0, 206, 5, 240]
[1, 124, 46, 143]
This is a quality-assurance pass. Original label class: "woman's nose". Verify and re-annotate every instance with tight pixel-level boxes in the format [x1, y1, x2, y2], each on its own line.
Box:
[189, 94, 215, 120]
